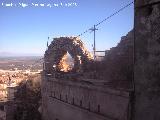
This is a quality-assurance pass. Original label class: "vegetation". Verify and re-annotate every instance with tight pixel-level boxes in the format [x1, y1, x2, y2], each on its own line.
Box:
[14, 74, 41, 120]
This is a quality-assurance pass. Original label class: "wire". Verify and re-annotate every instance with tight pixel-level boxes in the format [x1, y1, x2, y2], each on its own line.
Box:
[77, 1, 134, 37]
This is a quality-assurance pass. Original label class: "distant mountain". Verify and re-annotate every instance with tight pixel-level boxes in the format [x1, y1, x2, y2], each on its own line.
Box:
[0, 52, 42, 57]
[0, 52, 15, 57]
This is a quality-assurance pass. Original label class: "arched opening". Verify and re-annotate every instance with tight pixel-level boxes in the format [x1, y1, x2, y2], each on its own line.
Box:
[45, 37, 93, 73]
[58, 52, 74, 72]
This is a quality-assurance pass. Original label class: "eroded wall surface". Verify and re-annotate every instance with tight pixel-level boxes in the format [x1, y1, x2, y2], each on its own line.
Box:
[134, 0, 160, 120]
[41, 74, 130, 120]
[44, 37, 93, 73]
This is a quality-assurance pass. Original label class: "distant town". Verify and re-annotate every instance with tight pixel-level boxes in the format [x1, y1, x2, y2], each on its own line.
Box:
[0, 56, 43, 120]
[0, 56, 42, 98]
[0, 56, 43, 70]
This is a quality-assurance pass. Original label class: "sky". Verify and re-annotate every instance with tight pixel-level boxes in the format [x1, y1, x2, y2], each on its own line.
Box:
[0, 0, 134, 56]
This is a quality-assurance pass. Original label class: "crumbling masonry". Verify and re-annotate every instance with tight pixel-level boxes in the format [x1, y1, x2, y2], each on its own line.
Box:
[41, 0, 160, 120]
[44, 37, 93, 73]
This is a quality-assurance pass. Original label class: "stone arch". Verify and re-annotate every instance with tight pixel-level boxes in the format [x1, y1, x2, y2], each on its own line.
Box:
[44, 37, 93, 73]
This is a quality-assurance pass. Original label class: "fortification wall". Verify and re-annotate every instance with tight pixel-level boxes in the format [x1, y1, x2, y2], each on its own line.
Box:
[41, 73, 130, 120]
[134, 0, 160, 120]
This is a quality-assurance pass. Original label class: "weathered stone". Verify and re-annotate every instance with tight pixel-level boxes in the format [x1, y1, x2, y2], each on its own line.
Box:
[134, 0, 160, 120]
[44, 37, 93, 73]
[41, 35, 132, 120]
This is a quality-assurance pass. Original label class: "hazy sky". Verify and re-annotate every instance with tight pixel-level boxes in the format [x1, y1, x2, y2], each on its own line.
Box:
[0, 0, 134, 56]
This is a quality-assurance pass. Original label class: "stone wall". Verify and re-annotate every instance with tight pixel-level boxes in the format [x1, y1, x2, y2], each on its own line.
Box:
[44, 37, 93, 73]
[41, 73, 130, 120]
[88, 31, 134, 90]
[0, 102, 6, 120]
[41, 1, 160, 120]
[42, 29, 133, 120]
[134, 0, 160, 120]
[103, 31, 133, 86]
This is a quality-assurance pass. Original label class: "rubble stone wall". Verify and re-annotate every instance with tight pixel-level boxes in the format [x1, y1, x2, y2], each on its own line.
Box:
[44, 37, 93, 73]
[134, 0, 160, 120]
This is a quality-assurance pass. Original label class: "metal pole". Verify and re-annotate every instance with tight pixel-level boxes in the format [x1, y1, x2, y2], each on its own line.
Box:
[94, 25, 96, 60]
[47, 37, 49, 47]
[89, 25, 98, 60]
